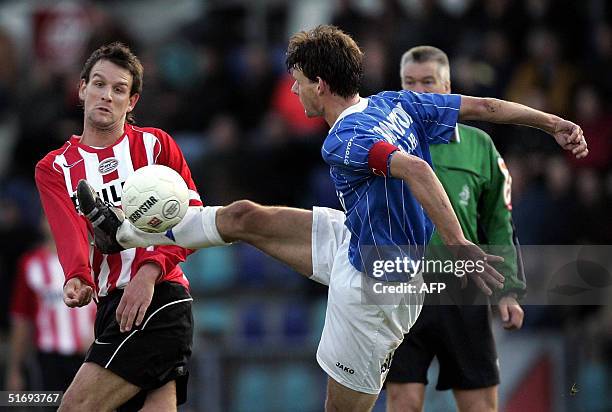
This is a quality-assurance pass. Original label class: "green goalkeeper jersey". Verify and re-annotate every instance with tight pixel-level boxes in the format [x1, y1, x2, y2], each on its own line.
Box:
[429, 124, 526, 298]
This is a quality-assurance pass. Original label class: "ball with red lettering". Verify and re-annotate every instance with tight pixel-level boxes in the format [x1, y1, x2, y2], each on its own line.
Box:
[121, 165, 189, 233]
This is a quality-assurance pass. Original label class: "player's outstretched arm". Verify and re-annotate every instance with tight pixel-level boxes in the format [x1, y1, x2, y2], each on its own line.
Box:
[390, 152, 505, 295]
[459, 96, 588, 159]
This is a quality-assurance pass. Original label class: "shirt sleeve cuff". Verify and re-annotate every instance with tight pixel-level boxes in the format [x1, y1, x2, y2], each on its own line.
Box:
[368, 141, 399, 177]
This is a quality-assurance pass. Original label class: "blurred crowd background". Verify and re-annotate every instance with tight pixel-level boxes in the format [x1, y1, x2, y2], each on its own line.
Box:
[0, 0, 610, 411]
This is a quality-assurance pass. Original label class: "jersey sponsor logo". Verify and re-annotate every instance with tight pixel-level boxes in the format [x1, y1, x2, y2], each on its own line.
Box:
[371, 103, 417, 152]
[71, 181, 124, 212]
[98, 157, 119, 175]
[335, 362, 355, 375]
[128, 196, 158, 223]
[343, 136, 355, 165]
[162, 199, 180, 219]
[459, 184, 470, 206]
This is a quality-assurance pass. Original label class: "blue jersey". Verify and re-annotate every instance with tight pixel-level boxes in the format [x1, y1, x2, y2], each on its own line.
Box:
[322, 90, 461, 281]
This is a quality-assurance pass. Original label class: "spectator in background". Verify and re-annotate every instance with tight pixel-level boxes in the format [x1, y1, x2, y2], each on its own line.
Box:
[5, 217, 95, 393]
[506, 27, 577, 117]
[567, 84, 612, 171]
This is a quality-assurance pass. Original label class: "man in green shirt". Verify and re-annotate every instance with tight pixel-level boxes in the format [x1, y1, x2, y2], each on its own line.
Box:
[385, 46, 526, 412]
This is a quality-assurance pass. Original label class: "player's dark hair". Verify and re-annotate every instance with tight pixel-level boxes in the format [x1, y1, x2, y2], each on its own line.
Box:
[400, 46, 450, 80]
[80, 42, 143, 124]
[286, 25, 363, 99]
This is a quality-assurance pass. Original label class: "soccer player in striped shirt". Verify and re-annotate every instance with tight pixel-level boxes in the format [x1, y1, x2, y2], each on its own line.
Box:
[79, 26, 587, 411]
[6, 217, 96, 393]
[385, 46, 526, 412]
[35, 43, 199, 411]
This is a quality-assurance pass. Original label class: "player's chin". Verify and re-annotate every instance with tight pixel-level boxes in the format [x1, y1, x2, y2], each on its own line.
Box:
[90, 113, 115, 127]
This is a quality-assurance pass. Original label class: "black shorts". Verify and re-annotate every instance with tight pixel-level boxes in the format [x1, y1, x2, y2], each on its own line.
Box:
[85, 281, 193, 405]
[385, 300, 499, 391]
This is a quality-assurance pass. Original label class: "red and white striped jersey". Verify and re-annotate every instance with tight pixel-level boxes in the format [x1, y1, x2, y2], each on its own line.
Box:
[11, 247, 96, 355]
[35, 124, 201, 296]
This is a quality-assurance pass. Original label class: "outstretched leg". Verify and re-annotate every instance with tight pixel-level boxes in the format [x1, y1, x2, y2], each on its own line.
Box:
[77, 181, 314, 276]
[216, 200, 313, 276]
[121, 200, 314, 276]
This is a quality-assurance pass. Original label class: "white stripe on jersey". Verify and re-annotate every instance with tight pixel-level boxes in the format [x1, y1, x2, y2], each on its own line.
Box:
[78, 149, 104, 187]
[98, 256, 111, 296]
[143, 132, 160, 165]
[189, 190, 201, 203]
[364, 190, 382, 261]
[54, 153, 76, 195]
[408, 101, 460, 111]
[116, 248, 136, 289]
[113, 137, 135, 178]
[49, 257, 76, 354]
[28, 258, 54, 352]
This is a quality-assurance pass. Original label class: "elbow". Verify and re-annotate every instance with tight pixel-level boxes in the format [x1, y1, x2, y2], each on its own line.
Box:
[399, 155, 432, 182]
[462, 96, 499, 121]
[482, 97, 500, 117]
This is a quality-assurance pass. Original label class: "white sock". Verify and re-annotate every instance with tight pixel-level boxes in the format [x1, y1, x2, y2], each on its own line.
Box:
[117, 206, 229, 249]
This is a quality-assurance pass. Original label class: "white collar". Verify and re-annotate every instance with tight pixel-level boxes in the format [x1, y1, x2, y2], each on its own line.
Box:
[330, 97, 369, 129]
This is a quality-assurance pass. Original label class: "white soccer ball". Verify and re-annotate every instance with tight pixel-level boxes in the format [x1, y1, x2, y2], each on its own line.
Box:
[121, 165, 189, 233]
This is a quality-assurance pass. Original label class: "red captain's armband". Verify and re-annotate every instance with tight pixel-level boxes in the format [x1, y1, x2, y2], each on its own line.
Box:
[368, 141, 399, 177]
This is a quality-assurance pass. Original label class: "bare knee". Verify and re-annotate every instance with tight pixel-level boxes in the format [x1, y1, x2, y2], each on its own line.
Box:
[386, 383, 424, 412]
[218, 200, 265, 241]
[325, 378, 378, 412]
[454, 386, 498, 412]
[59, 390, 102, 412]
[140, 381, 177, 412]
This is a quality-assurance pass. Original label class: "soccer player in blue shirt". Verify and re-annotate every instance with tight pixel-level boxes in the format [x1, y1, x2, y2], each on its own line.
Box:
[77, 25, 587, 412]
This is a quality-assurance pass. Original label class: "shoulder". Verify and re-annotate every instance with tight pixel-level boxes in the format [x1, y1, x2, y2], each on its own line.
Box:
[126, 125, 179, 151]
[35, 142, 71, 175]
[127, 125, 174, 141]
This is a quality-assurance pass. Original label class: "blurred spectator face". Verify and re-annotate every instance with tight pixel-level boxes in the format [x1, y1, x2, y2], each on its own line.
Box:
[576, 169, 601, 205]
[545, 156, 571, 196]
[595, 24, 612, 58]
[78, 60, 140, 129]
[575, 85, 601, 121]
[527, 28, 558, 62]
[290, 69, 323, 118]
[401, 60, 450, 94]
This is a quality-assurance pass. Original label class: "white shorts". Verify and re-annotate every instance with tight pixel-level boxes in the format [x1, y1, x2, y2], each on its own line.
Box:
[310, 207, 424, 394]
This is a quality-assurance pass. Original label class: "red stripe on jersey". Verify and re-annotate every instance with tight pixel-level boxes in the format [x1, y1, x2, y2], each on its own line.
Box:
[105, 253, 124, 291]
[64, 148, 86, 192]
[128, 130, 151, 169]
[40, 255, 59, 353]
[97, 147, 119, 184]
[368, 141, 399, 177]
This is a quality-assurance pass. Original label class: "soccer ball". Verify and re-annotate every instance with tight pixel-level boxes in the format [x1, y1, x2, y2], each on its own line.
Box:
[121, 165, 189, 233]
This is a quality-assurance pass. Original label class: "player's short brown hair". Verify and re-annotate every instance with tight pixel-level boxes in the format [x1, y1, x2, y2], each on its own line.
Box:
[400, 45, 450, 82]
[286, 25, 363, 98]
[80, 42, 143, 124]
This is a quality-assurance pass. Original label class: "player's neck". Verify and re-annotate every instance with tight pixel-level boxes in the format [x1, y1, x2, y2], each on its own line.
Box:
[80, 121, 126, 148]
[324, 94, 361, 127]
